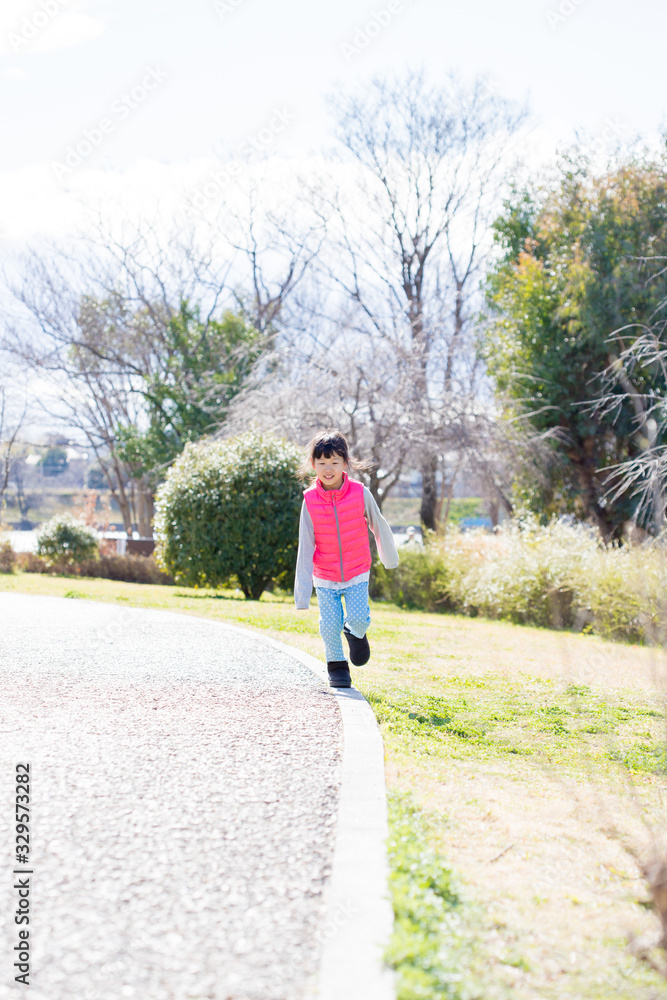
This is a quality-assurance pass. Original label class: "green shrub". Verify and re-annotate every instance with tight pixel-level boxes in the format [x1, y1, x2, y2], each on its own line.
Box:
[578, 544, 666, 643]
[154, 432, 303, 599]
[0, 541, 16, 574]
[76, 554, 173, 585]
[15, 551, 49, 573]
[15, 549, 172, 585]
[371, 548, 453, 612]
[36, 514, 99, 566]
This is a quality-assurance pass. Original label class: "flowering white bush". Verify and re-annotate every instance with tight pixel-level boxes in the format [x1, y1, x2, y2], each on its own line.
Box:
[445, 517, 599, 627]
[375, 515, 667, 642]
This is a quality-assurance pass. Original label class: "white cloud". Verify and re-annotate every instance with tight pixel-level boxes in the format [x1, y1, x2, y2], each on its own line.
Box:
[1, 9, 106, 56]
[4, 66, 27, 80]
[0, 156, 327, 243]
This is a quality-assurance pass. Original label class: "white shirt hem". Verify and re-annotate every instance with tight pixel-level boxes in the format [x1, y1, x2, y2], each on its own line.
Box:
[312, 571, 370, 590]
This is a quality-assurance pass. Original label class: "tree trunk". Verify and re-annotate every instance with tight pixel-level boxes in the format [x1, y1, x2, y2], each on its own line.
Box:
[436, 457, 462, 528]
[440, 483, 456, 528]
[101, 455, 133, 536]
[240, 576, 268, 600]
[574, 443, 615, 542]
[444, 279, 465, 387]
[136, 478, 154, 537]
[420, 456, 438, 533]
[367, 468, 384, 511]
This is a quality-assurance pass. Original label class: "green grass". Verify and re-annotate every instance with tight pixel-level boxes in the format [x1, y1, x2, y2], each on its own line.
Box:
[385, 791, 476, 999]
[365, 677, 667, 778]
[382, 497, 484, 528]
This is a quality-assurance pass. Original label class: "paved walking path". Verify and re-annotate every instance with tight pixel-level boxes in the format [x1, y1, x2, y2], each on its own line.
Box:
[0, 593, 343, 1000]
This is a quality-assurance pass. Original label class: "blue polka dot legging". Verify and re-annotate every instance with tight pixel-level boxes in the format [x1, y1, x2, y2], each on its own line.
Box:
[315, 581, 371, 663]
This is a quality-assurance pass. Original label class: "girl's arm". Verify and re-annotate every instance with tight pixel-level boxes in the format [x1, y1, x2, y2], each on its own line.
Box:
[363, 487, 399, 569]
[294, 500, 316, 609]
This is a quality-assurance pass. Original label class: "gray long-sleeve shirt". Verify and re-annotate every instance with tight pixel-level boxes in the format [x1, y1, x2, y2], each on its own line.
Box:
[294, 486, 399, 609]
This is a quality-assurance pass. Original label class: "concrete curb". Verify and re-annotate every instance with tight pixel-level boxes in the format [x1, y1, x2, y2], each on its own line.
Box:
[315, 684, 396, 1000]
[240, 631, 396, 1000]
[163, 617, 396, 999]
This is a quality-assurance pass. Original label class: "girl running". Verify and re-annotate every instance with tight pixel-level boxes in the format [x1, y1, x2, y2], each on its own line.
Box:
[294, 429, 399, 688]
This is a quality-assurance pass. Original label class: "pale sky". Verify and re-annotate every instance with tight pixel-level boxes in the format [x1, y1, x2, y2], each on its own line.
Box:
[0, 0, 665, 241]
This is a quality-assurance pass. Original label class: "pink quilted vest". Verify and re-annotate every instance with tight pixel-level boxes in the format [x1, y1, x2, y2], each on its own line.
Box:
[304, 473, 371, 582]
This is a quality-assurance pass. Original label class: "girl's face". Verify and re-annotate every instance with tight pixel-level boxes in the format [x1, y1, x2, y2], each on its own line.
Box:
[313, 451, 347, 490]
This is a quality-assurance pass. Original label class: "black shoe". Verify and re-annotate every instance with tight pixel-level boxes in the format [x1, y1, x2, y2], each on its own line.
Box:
[327, 660, 351, 688]
[343, 625, 371, 666]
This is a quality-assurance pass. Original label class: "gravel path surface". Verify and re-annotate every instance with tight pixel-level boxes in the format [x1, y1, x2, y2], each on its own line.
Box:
[0, 593, 343, 1000]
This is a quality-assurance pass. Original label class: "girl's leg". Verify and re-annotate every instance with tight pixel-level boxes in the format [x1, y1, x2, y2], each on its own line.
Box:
[343, 581, 371, 638]
[316, 587, 346, 662]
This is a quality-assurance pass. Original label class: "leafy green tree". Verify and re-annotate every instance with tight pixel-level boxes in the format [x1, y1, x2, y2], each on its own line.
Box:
[484, 152, 667, 538]
[66, 296, 262, 536]
[154, 433, 303, 599]
[114, 301, 262, 484]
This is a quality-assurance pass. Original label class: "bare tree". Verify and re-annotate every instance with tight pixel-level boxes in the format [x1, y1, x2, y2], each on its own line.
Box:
[10, 451, 41, 527]
[214, 179, 326, 338]
[3, 247, 162, 535]
[0, 388, 26, 513]
[304, 70, 527, 529]
[225, 321, 411, 507]
[2, 199, 320, 534]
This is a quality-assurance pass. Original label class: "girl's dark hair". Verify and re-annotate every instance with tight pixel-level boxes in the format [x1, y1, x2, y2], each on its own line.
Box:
[298, 429, 372, 480]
